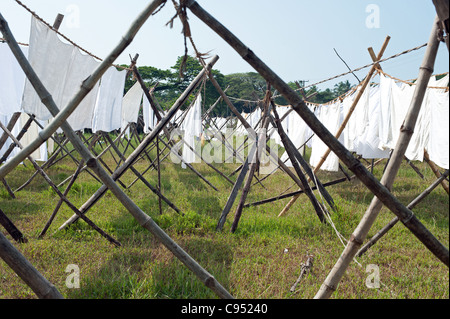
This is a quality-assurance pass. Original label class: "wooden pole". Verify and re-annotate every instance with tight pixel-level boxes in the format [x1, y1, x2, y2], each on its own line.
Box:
[0, 0, 166, 178]
[230, 93, 272, 233]
[271, 105, 327, 223]
[2, 7, 234, 299]
[0, 208, 27, 243]
[0, 232, 63, 299]
[424, 149, 449, 194]
[0, 120, 122, 247]
[356, 169, 450, 257]
[217, 141, 257, 231]
[315, 16, 445, 299]
[279, 36, 391, 217]
[245, 158, 385, 209]
[186, 2, 448, 269]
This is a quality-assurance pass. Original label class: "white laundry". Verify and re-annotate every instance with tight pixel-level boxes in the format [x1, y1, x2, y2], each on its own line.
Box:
[181, 95, 202, 168]
[304, 103, 317, 148]
[22, 16, 100, 130]
[426, 89, 449, 169]
[309, 102, 342, 172]
[0, 43, 28, 117]
[18, 113, 48, 162]
[142, 93, 156, 134]
[121, 81, 143, 131]
[280, 109, 309, 167]
[343, 86, 369, 153]
[0, 114, 21, 162]
[378, 74, 395, 151]
[91, 66, 126, 133]
[356, 86, 390, 159]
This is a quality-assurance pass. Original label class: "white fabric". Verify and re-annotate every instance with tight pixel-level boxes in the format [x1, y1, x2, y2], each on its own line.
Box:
[356, 86, 390, 159]
[121, 81, 143, 130]
[426, 89, 449, 169]
[378, 74, 394, 151]
[91, 66, 126, 133]
[142, 93, 156, 134]
[0, 43, 28, 116]
[343, 86, 369, 153]
[22, 17, 100, 130]
[0, 114, 21, 162]
[309, 102, 342, 171]
[19, 113, 48, 161]
[181, 95, 202, 168]
[280, 109, 309, 167]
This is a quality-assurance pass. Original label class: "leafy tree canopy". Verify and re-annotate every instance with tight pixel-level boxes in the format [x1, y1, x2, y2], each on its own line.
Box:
[121, 56, 355, 117]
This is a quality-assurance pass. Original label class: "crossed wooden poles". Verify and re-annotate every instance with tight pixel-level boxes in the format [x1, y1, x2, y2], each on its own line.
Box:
[0, 0, 448, 300]
[0, 1, 233, 299]
[181, 0, 448, 300]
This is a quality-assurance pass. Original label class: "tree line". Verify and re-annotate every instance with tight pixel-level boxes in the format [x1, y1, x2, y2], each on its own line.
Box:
[122, 56, 354, 117]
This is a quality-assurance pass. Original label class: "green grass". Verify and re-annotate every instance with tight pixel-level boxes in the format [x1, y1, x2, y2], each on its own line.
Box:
[0, 135, 448, 299]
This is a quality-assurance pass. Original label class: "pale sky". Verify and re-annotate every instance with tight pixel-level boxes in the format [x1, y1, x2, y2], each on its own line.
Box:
[1, 0, 448, 90]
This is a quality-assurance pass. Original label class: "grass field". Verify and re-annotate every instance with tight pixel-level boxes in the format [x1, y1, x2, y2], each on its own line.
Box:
[0, 134, 448, 299]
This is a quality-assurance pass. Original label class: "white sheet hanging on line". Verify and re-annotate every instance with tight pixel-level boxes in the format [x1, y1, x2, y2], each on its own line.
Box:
[280, 109, 309, 167]
[378, 74, 394, 151]
[142, 93, 156, 134]
[22, 17, 100, 130]
[426, 89, 449, 169]
[309, 102, 342, 172]
[121, 81, 143, 131]
[342, 86, 369, 153]
[0, 114, 21, 162]
[18, 113, 48, 162]
[181, 95, 202, 168]
[356, 86, 390, 159]
[0, 43, 28, 116]
[91, 66, 126, 133]
[402, 83, 429, 162]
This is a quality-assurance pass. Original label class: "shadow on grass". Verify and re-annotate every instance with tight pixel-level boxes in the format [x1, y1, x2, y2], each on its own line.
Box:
[66, 234, 233, 299]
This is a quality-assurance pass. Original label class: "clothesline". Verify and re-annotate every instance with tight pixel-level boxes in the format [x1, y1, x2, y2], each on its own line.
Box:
[13, 0, 130, 71]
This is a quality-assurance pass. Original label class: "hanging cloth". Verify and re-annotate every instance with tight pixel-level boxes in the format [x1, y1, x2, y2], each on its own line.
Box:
[0, 43, 28, 116]
[309, 102, 342, 172]
[91, 66, 126, 133]
[181, 95, 202, 168]
[121, 81, 143, 131]
[426, 89, 449, 169]
[142, 92, 157, 134]
[356, 86, 390, 159]
[22, 16, 100, 130]
[280, 109, 309, 167]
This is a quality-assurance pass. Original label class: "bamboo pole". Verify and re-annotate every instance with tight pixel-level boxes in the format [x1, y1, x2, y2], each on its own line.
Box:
[0, 208, 27, 243]
[357, 169, 450, 257]
[0, 232, 63, 299]
[186, 1, 448, 268]
[59, 57, 218, 228]
[205, 64, 329, 203]
[133, 65, 219, 191]
[278, 36, 391, 217]
[245, 158, 385, 209]
[0, 120, 122, 247]
[424, 149, 449, 194]
[0, 0, 166, 178]
[231, 95, 272, 233]
[271, 105, 326, 223]
[2, 7, 233, 299]
[217, 140, 257, 231]
[315, 16, 444, 299]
